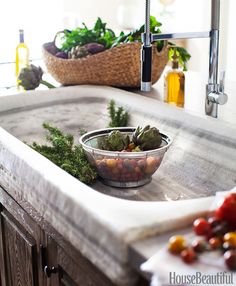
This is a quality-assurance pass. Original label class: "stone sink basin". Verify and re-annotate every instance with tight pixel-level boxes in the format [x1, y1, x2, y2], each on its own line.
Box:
[0, 85, 236, 285]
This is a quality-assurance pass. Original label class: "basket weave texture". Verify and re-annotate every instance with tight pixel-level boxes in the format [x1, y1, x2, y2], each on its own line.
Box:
[42, 42, 168, 87]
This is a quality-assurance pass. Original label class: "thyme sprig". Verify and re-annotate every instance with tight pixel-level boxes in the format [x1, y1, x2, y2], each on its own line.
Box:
[29, 123, 97, 185]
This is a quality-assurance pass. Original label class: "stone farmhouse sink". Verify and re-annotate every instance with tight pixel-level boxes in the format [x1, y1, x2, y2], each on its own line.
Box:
[0, 85, 236, 285]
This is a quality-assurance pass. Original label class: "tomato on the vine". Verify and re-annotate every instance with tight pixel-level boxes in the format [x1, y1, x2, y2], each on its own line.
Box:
[215, 193, 236, 228]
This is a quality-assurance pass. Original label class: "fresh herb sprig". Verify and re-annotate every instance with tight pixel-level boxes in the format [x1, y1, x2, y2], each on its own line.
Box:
[29, 123, 97, 185]
[107, 100, 129, 128]
[61, 17, 116, 52]
[168, 45, 191, 71]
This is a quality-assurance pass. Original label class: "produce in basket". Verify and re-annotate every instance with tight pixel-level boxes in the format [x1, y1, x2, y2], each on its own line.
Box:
[42, 17, 191, 87]
[132, 125, 162, 151]
[68, 43, 105, 59]
[46, 16, 190, 71]
[97, 125, 162, 152]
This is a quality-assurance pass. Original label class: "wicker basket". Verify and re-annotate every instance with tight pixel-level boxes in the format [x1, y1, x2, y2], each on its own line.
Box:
[42, 42, 168, 88]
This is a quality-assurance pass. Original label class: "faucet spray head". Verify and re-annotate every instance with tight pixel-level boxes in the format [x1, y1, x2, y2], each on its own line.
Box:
[141, 45, 152, 92]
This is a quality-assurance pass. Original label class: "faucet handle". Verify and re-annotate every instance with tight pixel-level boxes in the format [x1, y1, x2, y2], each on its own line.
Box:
[207, 70, 228, 105]
[219, 70, 225, 93]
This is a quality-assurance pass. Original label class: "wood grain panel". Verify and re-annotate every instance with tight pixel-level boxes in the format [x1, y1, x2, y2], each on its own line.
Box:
[0, 188, 45, 286]
[57, 242, 115, 286]
[0, 208, 7, 286]
[0, 210, 38, 286]
[59, 270, 77, 286]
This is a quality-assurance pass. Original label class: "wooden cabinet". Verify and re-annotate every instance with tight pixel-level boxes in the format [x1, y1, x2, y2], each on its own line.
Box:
[0, 188, 45, 286]
[0, 211, 38, 286]
[0, 186, 147, 286]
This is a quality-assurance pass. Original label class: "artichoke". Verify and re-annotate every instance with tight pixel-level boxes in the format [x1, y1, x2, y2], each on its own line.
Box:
[68, 43, 105, 59]
[98, 130, 130, 151]
[68, 46, 90, 59]
[97, 136, 110, 151]
[18, 64, 55, 90]
[132, 125, 162, 151]
[108, 130, 130, 151]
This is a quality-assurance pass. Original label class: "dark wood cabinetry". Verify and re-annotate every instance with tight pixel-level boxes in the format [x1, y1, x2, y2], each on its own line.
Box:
[0, 210, 38, 286]
[0, 188, 45, 286]
[0, 187, 147, 286]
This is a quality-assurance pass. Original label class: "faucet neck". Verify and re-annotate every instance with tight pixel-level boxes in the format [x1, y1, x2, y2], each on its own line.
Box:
[144, 0, 151, 46]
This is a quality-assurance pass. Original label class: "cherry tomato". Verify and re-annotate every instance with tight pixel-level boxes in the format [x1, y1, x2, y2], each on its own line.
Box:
[215, 193, 236, 228]
[208, 216, 222, 228]
[168, 235, 186, 254]
[222, 242, 236, 253]
[209, 237, 222, 250]
[146, 157, 156, 167]
[193, 218, 211, 236]
[191, 239, 206, 253]
[128, 143, 136, 151]
[212, 221, 229, 237]
[137, 159, 146, 170]
[123, 159, 133, 171]
[112, 168, 119, 175]
[224, 250, 236, 271]
[181, 248, 197, 264]
[223, 232, 236, 247]
[129, 159, 137, 167]
[106, 159, 117, 168]
[134, 166, 141, 173]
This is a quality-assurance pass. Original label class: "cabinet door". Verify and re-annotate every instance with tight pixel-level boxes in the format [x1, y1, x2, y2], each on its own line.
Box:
[43, 236, 115, 286]
[0, 210, 38, 286]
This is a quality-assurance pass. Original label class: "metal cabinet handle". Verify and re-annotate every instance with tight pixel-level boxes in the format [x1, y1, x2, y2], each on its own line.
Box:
[40, 244, 58, 278]
[44, 265, 58, 278]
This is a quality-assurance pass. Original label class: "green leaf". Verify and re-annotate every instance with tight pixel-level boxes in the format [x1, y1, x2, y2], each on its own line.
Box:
[150, 15, 162, 32]
[94, 17, 106, 34]
[168, 44, 191, 71]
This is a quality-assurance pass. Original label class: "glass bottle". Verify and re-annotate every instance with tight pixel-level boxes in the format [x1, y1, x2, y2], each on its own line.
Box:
[15, 29, 29, 78]
[164, 49, 185, 107]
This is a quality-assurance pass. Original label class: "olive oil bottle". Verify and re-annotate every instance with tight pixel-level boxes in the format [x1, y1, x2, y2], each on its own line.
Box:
[164, 49, 185, 107]
[15, 29, 29, 78]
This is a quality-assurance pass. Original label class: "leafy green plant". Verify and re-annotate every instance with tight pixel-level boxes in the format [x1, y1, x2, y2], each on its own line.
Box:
[61, 17, 116, 52]
[107, 100, 129, 128]
[168, 45, 191, 71]
[28, 123, 97, 185]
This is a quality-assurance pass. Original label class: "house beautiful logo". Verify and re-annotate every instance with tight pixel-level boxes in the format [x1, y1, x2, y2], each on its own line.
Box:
[169, 271, 234, 285]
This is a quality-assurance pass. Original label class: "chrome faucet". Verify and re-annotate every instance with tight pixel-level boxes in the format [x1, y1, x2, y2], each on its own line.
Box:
[141, 0, 227, 118]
